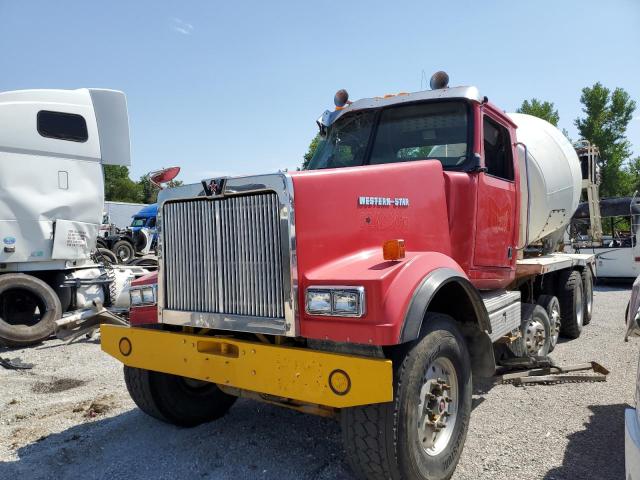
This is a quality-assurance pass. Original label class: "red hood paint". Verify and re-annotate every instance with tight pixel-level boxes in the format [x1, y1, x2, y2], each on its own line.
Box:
[290, 161, 458, 344]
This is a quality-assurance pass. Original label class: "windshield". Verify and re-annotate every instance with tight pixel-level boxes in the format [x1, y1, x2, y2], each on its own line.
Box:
[131, 218, 145, 227]
[308, 101, 469, 170]
[308, 111, 375, 169]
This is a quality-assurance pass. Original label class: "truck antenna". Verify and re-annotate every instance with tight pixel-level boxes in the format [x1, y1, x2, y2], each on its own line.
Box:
[420, 70, 428, 90]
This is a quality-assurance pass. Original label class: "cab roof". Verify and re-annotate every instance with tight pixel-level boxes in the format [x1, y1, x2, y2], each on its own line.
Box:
[329, 86, 482, 124]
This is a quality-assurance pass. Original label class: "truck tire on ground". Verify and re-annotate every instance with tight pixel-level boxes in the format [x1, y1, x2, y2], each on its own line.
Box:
[557, 269, 584, 339]
[123, 366, 237, 427]
[581, 268, 593, 326]
[341, 313, 472, 480]
[536, 295, 560, 353]
[0, 273, 62, 347]
[112, 240, 135, 264]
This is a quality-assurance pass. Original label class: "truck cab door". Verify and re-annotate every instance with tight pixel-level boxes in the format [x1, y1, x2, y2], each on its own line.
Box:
[473, 113, 517, 269]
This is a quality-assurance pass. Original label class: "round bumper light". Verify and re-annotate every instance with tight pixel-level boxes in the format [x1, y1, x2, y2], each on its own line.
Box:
[329, 369, 351, 396]
[119, 337, 132, 356]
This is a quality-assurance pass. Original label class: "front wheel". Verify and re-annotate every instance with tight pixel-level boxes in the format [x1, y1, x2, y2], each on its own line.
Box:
[341, 313, 472, 480]
[124, 366, 237, 427]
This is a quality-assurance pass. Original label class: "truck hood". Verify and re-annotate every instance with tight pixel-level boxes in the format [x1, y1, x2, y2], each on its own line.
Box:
[290, 160, 451, 278]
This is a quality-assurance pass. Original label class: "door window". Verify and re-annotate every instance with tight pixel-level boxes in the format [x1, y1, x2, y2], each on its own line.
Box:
[483, 116, 513, 180]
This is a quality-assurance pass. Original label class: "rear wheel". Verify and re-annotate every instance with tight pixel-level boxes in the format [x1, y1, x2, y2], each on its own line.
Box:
[112, 240, 135, 264]
[341, 313, 472, 480]
[558, 269, 584, 339]
[123, 366, 237, 427]
[0, 274, 61, 347]
[519, 304, 551, 357]
[581, 268, 593, 325]
[536, 295, 560, 353]
[97, 248, 118, 266]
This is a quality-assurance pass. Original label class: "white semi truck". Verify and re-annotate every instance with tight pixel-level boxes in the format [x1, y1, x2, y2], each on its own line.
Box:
[0, 88, 144, 346]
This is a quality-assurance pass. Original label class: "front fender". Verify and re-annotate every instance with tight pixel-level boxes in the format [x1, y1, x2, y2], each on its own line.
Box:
[300, 250, 470, 345]
[398, 267, 490, 343]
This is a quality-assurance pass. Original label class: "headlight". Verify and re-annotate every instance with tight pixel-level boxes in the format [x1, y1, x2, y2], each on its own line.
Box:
[141, 287, 155, 304]
[305, 286, 365, 317]
[130, 289, 142, 306]
[129, 285, 156, 306]
[306, 290, 332, 314]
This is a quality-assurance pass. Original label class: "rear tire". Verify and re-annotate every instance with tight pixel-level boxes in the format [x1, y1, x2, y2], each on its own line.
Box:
[123, 366, 237, 427]
[341, 313, 472, 480]
[581, 268, 593, 326]
[520, 304, 551, 357]
[0, 273, 62, 347]
[536, 295, 560, 353]
[112, 240, 135, 264]
[557, 269, 584, 339]
[97, 248, 118, 266]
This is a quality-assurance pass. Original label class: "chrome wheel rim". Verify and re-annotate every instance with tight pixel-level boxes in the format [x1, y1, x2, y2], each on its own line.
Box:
[524, 317, 547, 356]
[575, 284, 584, 328]
[417, 357, 458, 456]
[549, 305, 560, 347]
[117, 246, 130, 261]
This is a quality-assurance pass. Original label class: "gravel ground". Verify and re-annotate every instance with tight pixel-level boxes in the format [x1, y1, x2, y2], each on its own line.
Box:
[0, 284, 635, 480]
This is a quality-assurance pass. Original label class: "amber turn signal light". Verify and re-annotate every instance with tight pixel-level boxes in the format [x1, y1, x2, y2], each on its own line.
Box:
[383, 239, 405, 261]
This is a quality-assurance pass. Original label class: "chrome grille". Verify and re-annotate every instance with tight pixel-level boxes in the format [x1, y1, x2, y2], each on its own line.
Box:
[162, 192, 284, 318]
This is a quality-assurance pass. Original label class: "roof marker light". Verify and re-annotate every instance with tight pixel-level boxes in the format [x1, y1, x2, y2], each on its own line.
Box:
[334, 89, 350, 108]
[430, 71, 449, 90]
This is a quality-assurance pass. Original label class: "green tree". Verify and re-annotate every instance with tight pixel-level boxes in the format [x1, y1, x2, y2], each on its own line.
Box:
[575, 82, 636, 197]
[138, 174, 185, 204]
[626, 156, 640, 196]
[139, 175, 157, 203]
[516, 99, 560, 126]
[301, 134, 321, 170]
[103, 165, 143, 202]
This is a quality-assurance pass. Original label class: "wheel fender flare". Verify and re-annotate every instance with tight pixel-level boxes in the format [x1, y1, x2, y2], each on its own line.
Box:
[399, 267, 491, 343]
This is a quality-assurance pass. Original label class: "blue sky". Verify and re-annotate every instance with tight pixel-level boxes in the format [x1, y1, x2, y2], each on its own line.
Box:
[1, 0, 638, 183]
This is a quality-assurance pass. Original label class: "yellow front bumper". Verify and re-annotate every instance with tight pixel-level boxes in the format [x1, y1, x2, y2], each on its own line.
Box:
[101, 325, 393, 408]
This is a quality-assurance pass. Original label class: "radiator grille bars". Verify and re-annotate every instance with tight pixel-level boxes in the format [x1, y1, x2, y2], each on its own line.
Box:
[162, 192, 285, 319]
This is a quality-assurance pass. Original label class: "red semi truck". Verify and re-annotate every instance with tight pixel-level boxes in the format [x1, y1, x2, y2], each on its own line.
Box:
[102, 73, 595, 480]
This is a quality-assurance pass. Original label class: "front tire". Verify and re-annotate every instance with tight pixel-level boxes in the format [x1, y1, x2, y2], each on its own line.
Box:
[124, 366, 237, 427]
[341, 313, 472, 480]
